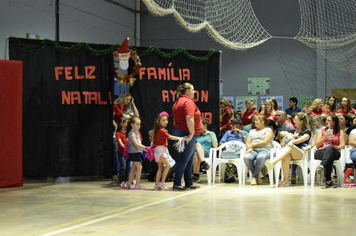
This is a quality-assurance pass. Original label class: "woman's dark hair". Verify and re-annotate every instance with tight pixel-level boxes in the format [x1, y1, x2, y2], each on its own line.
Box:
[324, 96, 338, 114]
[340, 114, 352, 128]
[270, 97, 279, 111]
[328, 114, 340, 134]
[267, 119, 277, 131]
[340, 96, 352, 112]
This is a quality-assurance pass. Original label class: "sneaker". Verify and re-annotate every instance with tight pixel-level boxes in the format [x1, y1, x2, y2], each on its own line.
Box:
[192, 175, 201, 183]
[135, 184, 146, 190]
[159, 183, 169, 190]
[126, 183, 135, 190]
[325, 181, 337, 188]
[317, 165, 324, 175]
[201, 162, 211, 171]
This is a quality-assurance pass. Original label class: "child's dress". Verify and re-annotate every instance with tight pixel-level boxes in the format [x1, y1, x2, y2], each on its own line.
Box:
[153, 128, 170, 162]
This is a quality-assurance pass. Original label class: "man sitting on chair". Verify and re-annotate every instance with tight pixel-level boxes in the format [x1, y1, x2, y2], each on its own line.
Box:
[219, 118, 248, 145]
[192, 118, 218, 183]
[218, 118, 248, 183]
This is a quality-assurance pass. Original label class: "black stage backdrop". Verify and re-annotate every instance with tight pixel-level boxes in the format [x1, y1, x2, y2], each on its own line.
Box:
[9, 38, 114, 177]
[130, 48, 220, 158]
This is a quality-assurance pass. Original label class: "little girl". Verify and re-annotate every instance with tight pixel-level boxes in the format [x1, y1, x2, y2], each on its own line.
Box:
[152, 112, 184, 190]
[126, 116, 147, 190]
[115, 116, 130, 188]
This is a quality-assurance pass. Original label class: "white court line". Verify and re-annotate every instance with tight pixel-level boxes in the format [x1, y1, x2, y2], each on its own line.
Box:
[41, 185, 218, 236]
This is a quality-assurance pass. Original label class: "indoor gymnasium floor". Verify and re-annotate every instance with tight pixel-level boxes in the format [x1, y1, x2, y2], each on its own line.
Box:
[1, 176, 355, 236]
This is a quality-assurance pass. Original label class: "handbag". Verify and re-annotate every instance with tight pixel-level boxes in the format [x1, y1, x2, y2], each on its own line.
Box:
[222, 145, 241, 159]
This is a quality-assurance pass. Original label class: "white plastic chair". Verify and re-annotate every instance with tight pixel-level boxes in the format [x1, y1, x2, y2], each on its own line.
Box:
[265, 141, 281, 187]
[332, 146, 351, 186]
[211, 141, 246, 185]
[274, 144, 312, 187]
[343, 145, 352, 164]
[310, 147, 348, 187]
[249, 141, 280, 187]
[205, 148, 213, 183]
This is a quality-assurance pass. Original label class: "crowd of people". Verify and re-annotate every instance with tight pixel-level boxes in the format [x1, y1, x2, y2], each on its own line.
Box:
[112, 86, 356, 190]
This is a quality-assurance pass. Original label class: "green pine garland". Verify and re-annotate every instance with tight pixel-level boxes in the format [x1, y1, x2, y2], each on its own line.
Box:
[9, 37, 215, 61]
[131, 46, 215, 62]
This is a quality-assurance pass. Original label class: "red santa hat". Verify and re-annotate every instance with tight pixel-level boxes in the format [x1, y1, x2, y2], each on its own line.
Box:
[117, 37, 131, 70]
[118, 37, 130, 54]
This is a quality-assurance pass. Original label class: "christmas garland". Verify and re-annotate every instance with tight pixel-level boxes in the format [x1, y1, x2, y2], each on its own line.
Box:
[9, 37, 215, 88]
[9, 37, 119, 56]
[9, 37, 215, 61]
[132, 46, 215, 62]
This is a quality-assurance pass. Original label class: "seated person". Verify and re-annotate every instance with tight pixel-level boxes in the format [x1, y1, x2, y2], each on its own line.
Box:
[244, 114, 274, 185]
[243, 114, 256, 133]
[219, 118, 249, 145]
[266, 119, 279, 142]
[276, 111, 294, 132]
[192, 118, 218, 182]
[285, 97, 302, 115]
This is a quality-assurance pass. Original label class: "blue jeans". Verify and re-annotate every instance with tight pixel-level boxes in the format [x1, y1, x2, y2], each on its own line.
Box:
[112, 133, 119, 175]
[118, 152, 131, 182]
[350, 150, 356, 168]
[173, 129, 197, 187]
[244, 150, 270, 179]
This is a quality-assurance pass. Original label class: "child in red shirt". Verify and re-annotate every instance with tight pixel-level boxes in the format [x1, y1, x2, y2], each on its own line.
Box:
[152, 112, 185, 190]
[115, 117, 130, 188]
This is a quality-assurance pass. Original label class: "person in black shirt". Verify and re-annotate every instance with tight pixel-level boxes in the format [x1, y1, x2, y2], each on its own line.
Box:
[267, 112, 314, 187]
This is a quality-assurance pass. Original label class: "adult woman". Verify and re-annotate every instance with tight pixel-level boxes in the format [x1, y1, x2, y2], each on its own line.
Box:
[315, 115, 345, 188]
[244, 114, 274, 185]
[322, 96, 337, 114]
[313, 115, 324, 134]
[219, 98, 233, 136]
[243, 114, 257, 133]
[338, 114, 351, 132]
[270, 97, 280, 113]
[260, 99, 276, 122]
[258, 104, 265, 113]
[113, 91, 139, 127]
[241, 98, 259, 126]
[172, 83, 202, 190]
[301, 99, 312, 112]
[349, 128, 356, 168]
[337, 96, 356, 115]
[267, 113, 314, 187]
[308, 98, 323, 116]
[112, 92, 139, 179]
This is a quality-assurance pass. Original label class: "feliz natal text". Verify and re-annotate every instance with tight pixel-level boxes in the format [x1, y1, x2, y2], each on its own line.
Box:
[55, 66, 112, 105]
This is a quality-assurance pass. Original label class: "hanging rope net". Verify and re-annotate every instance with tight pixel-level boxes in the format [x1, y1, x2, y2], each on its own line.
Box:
[142, 0, 356, 76]
[295, 0, 356, 76]
[142, 0, 272, 50]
